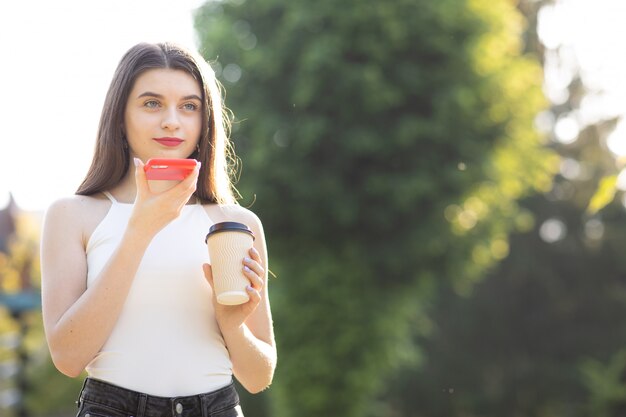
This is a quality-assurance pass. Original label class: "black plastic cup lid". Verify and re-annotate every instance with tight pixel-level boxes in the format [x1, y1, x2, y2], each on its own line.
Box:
[205, 221, 255, 244]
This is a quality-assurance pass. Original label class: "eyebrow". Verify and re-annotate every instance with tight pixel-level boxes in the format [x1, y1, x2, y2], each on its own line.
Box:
[137, 91, 202, 101]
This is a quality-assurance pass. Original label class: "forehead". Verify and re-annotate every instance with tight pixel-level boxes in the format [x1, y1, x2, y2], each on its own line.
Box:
[130, 68, 201, 97]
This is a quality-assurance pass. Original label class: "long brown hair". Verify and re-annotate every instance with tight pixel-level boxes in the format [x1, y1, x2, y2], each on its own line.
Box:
[76, 42, 238, 204]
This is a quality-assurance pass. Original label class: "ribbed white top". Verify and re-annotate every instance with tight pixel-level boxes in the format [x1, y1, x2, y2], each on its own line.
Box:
[85, 192, 232, 396]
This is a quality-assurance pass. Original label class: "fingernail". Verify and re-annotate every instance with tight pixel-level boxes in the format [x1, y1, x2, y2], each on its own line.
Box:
[244, 257, 252, 263]
[246, 285, 254, 292]
[134, 158, 141, 166]
[244, 265, 252, 272]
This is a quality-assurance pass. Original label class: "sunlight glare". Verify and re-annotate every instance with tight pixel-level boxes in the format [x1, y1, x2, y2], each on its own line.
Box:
[554, 114, 579, 144]
[607, 122, 626, 157]
[0, 191, 10, 210]
[537, 3, 567, 49]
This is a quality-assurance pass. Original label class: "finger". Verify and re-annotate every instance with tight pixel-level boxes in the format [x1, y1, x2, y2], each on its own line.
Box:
[170, 162, 200, 200]
[202, 263, 214, 287]
[243, 256, 264, 279]
[245, 284, 262, 305]
[134, 158, 150, 198]
[248, 247, 261, 262]
[243, 265, 264, 290]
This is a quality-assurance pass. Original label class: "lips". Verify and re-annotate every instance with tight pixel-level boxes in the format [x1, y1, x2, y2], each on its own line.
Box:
[153, 137, 184, 147]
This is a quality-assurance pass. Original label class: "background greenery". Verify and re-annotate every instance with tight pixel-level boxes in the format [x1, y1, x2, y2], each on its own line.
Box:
[2, 0, 626, 416]
[195, 0, 555, 416]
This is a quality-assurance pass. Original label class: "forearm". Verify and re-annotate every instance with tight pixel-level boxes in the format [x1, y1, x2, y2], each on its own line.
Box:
[222, 324, 277, 393]
[47, 228, 152, 376]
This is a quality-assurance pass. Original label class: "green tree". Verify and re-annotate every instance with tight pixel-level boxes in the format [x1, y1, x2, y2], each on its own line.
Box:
[380, 119, 626, 416]
[195, 0, 556, 415]
[377, 1, 626, 415]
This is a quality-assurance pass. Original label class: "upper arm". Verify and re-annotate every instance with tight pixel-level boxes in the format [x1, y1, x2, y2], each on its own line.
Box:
[40, 198, 90, 338]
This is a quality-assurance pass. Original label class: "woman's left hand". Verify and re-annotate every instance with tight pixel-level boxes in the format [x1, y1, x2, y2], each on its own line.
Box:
[202, 247, 265, 331]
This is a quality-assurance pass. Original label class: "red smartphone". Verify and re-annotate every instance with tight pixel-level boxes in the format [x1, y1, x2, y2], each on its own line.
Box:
[144, 158, 198, 180]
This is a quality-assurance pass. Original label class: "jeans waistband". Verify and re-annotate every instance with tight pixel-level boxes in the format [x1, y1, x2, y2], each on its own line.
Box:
[79, 377, 240, 417]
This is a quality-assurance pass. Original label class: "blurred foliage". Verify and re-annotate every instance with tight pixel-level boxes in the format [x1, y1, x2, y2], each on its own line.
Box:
[26, 361, 85, 416]
[581, 349, 626, 417]
[587, 174, 618, 215]
[0, 212, 41, 294]
[374, 0, 626, 415]
[195, 0, 556, 415]
[380, 119, 626, 416]
[0, 211, 84, 417]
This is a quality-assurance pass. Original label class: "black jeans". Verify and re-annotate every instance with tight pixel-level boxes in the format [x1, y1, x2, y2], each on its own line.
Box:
[75, 378, 243, 417]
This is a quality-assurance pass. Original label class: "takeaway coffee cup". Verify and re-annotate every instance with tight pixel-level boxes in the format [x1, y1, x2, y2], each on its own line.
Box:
[205, 221, 256, 305]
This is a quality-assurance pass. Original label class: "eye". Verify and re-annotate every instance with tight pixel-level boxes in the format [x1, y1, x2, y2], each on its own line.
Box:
[144, 100, 160, 109]
[182, 102, 199, 111]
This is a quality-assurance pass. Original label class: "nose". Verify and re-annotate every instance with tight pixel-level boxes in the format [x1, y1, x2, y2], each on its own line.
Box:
[161, 107, 180, 131]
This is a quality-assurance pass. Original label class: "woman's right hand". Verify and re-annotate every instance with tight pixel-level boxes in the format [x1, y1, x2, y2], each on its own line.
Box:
[128, 158, 200, 235]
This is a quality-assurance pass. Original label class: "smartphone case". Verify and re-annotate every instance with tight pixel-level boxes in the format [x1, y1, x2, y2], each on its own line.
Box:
[144, 158, 197, 180]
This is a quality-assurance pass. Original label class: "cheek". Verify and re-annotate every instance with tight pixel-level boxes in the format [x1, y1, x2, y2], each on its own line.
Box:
[125, 116, 155, 146]
[190, 115, 203, 141]
[127, 112, 154, 133]
[124, 119, 142, 140]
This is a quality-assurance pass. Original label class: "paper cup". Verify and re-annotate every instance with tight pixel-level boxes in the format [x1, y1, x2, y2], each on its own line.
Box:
[205, 222, 255, 305]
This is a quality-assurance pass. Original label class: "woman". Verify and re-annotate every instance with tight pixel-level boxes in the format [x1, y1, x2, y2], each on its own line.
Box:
[40, 42, 276, 416]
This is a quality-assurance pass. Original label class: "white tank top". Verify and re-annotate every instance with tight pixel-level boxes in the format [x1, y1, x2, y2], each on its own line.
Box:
[84, 192, 232, 396]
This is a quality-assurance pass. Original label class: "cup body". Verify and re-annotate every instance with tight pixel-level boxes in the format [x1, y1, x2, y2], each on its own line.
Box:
[205, 222, 255, 305]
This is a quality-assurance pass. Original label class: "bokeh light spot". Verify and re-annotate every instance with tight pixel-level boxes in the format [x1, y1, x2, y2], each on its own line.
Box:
[539, 218, 567, 243]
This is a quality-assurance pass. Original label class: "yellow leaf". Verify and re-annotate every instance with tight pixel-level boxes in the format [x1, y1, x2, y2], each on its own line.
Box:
[586, 175, 618, 215]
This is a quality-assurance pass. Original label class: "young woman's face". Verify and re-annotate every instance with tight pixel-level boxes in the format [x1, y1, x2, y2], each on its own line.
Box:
[124, 68, 203, 162]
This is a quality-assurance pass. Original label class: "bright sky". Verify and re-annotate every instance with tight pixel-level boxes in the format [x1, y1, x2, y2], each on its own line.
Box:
[0, 0, 204, 211]
[538, 0, 626, 150]
[1, 0, 625, 212]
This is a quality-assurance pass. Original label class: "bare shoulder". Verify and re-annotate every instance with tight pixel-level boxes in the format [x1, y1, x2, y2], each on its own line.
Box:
[44, 194, 112, 246]
[45, 194, 109, 221]
[205, 204, 264, 233]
